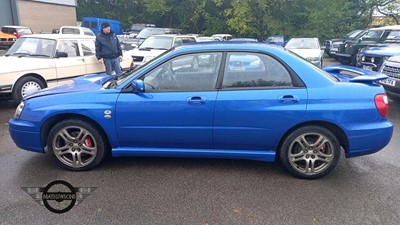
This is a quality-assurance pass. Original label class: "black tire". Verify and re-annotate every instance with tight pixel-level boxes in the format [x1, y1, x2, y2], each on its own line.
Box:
[12, 76, 45, 104]
[47, 119, 108, 171]
[279, 126, 341, 179]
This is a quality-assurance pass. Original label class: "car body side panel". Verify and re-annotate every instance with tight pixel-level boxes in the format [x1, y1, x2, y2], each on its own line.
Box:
[213, 88, 307, 150]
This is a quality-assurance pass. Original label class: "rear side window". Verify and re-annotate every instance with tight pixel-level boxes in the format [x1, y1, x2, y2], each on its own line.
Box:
[58, 40, 80, 57]
[222, 52, 293, 89]
[81, 40, 95, 56]
[82, 21, 90, 28]
[1, 27, 8, 33]
[91, 22, 97, 29]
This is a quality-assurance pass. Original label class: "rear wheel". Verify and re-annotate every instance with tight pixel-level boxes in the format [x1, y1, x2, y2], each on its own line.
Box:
[47, 119, 107, 171]
[12, 76, 45, 104]
[280, 126, 341, 179]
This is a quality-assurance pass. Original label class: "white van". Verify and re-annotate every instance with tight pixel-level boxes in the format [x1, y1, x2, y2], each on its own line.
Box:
[58, 26, 95, 36]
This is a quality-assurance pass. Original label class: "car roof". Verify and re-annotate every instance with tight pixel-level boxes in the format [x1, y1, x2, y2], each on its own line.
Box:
[370, 25, 400, 30]
[19, 34, 95, 39]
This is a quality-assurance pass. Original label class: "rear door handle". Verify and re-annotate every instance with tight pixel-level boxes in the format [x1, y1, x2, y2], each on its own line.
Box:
[187, 96, 206, 105]
[278, 95, 299, 103]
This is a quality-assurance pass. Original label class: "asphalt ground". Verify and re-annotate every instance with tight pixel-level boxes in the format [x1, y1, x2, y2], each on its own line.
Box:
[0, 51, 399, 225]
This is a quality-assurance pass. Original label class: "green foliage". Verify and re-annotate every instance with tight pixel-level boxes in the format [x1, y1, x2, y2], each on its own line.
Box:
[77, 0, 399, 40]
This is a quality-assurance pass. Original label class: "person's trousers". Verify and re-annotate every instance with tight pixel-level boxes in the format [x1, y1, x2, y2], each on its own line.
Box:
[104, 58, 123, 76]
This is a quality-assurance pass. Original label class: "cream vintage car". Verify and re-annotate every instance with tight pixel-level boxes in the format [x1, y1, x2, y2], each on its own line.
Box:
[0, 34, 134, 103]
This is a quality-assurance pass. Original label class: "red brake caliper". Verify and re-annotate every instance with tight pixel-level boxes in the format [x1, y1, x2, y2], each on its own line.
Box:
[84, 136, 93, 147]
[320, 144, 326, 153]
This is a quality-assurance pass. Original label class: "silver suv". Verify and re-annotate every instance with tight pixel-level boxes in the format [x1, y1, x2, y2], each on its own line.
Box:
[379, 56, 400, 101]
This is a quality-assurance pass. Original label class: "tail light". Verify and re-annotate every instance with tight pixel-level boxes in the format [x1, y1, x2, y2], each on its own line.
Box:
[375, 94, 389, 118]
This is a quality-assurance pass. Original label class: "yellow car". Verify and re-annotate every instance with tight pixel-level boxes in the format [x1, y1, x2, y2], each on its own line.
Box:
[0, 32, 16, 47]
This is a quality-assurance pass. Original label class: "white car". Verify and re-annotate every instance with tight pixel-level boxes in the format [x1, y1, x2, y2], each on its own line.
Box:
[285, 38, 324, 67]
[131, 34, 196, 67]
[0, 34, 135, 103]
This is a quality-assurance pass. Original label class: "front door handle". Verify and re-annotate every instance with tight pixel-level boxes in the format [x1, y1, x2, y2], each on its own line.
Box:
[278, 95, 299, 103]
[187, 96, 206, 105]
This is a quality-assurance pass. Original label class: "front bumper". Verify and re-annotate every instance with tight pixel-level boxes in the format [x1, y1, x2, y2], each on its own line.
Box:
[9, 118, 44, 153]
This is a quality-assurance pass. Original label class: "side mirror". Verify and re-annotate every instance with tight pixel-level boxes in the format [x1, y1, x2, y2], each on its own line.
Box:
[56, 51, 68, 58]
[132, 80, 145, 93]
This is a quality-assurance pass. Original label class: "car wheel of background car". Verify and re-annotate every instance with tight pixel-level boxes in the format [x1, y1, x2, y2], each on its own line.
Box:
[47, 119, 107, 171]
[279, 126, 341, 179]
[12, 76, 45, 104]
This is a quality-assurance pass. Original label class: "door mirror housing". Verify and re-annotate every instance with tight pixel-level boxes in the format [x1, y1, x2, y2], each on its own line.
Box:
[132, 80, 145, 93]
[56, 51, 68, 58]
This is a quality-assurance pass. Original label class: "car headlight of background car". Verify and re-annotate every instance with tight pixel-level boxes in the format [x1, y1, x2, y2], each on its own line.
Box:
[306, 57, 320, 62]
[14, 102, 25, 119]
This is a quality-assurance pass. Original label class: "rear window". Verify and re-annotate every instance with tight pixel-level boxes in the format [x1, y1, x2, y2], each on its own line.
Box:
[17, 28, 33, 35]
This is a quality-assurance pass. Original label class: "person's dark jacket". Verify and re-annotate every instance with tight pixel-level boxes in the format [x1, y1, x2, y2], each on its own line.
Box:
[95, 30, 122, 60]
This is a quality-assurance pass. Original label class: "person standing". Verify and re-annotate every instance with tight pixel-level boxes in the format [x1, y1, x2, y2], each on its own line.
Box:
[95, 21, 123, 76]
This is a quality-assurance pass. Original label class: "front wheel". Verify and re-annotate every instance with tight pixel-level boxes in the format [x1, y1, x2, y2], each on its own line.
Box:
[279, 126, 341, 179]
[47, 119, 108, 171]
[12, 76, 45, 104]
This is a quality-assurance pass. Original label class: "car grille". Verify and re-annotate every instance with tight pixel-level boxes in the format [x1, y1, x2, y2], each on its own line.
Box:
[362, 56, 382, 65]
[132, 56, 144, 62]
[0, 38, 14, 41]
[381, 64, 400, 79]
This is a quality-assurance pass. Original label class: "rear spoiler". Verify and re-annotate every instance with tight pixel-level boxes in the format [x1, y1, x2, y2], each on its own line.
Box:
[324, 65, 388, 83]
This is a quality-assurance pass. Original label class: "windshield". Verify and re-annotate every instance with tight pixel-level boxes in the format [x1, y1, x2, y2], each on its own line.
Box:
[139, 36, 173, 50]
[115, 48, 174, 87]
[6, 37, 56, 57]
[347, 30, 363, 38]
[17, 28, 33, 35]
[285, 38, 319, 49]
[266, 36, 284, 42]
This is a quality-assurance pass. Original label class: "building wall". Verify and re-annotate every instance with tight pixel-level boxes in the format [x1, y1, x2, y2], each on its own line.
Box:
[18, 0, 77, 33]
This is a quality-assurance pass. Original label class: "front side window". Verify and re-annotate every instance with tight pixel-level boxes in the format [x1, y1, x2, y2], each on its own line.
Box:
[57, 40, 80, 57]
[142, 52, 222, 92]
[222, 52, 293, 89]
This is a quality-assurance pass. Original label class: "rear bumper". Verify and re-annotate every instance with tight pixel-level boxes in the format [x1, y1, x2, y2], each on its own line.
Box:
[8, 118, 44, 153]
[344, 120, 393, 158]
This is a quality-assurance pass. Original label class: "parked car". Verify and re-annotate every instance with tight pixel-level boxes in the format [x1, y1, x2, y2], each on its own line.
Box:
[211, 34, 233, 41]
[0, 34, 135, 103]
[121, 27, 182, 51]
[81, 17, 123, 35]
[0, 32, 17, 47]
[357, 43, 400, 71]
[336, 25, 400, 66]
[379, 56, 400, 101]
[324, 29, 365, 57]
[8, 42, 393, 179]
[195, 36, 214, 42]
[264, 35, 288, 47]
[126, 23, 156, 38]
[58, 26, 95, 36]
[285, 38, 324, 67]
[130, 34, 196, 67]
[1, 25, 33, 38]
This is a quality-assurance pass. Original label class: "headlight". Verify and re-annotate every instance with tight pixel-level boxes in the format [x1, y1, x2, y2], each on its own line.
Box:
[14, 102, 25, 119]
[371, 57, 375, 63]
[144, 56, 155, 62]
[361, 55, 365, 61]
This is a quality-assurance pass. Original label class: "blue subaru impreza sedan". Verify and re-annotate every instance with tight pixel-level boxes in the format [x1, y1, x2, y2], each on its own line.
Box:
[9, 42, 393, 179]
